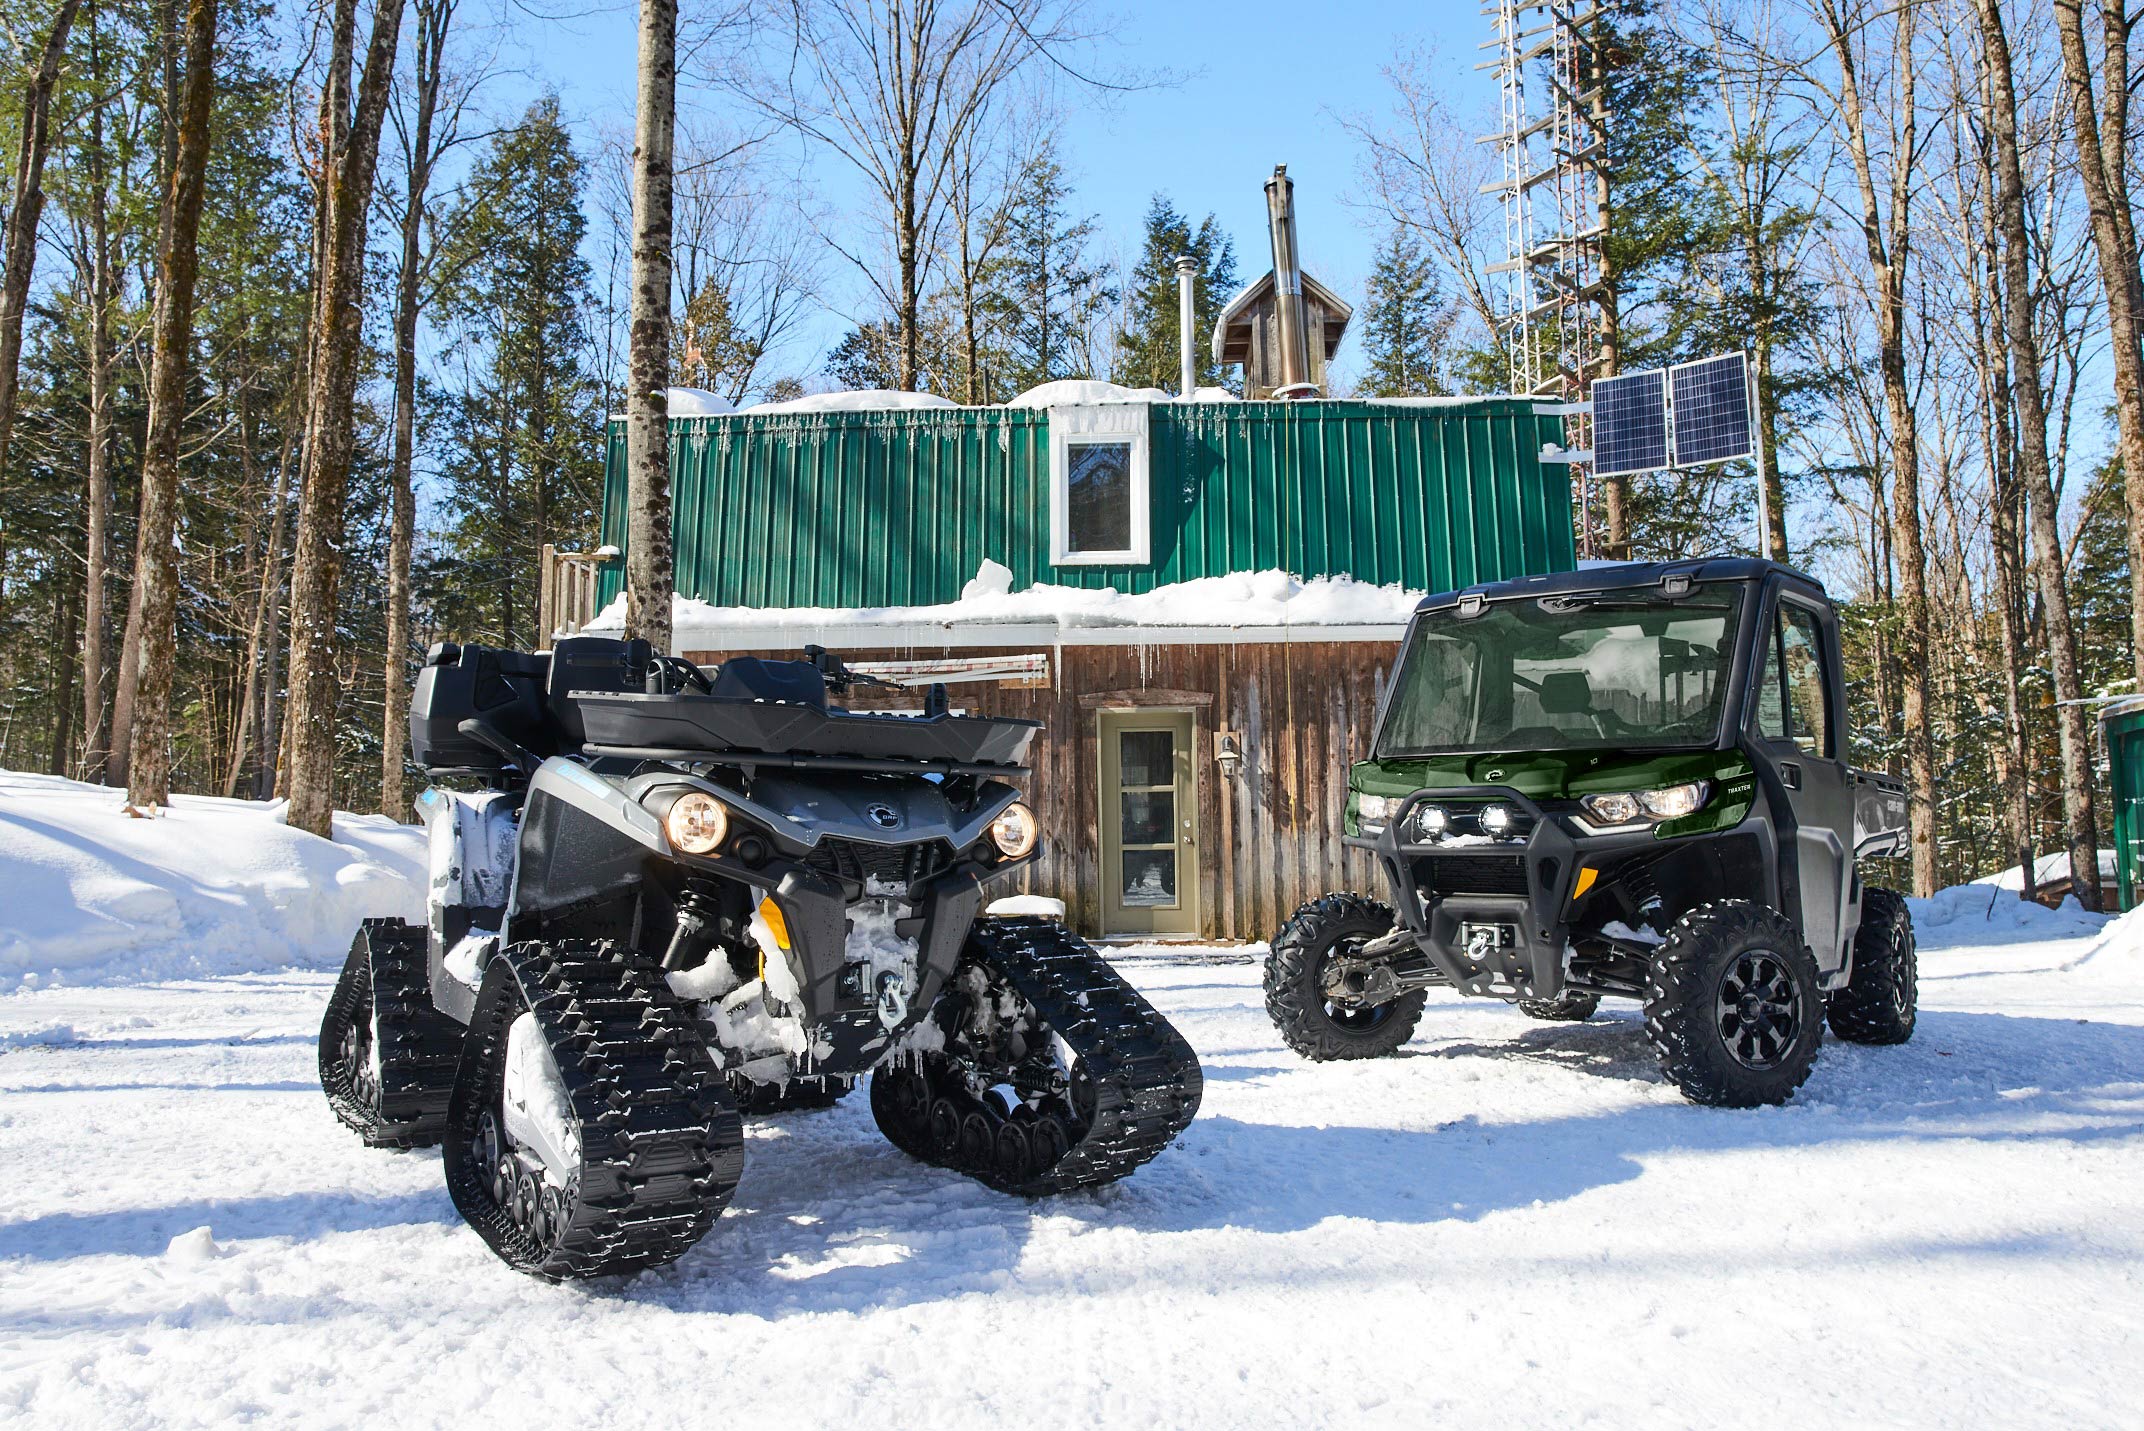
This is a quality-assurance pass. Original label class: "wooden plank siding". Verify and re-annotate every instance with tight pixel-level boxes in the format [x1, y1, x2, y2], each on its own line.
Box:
[680, 638, 1397, 942]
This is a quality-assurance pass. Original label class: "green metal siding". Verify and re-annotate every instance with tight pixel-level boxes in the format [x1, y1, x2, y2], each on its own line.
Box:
[2107, 705, 2144, 912]
[596, 398, 1575, 608]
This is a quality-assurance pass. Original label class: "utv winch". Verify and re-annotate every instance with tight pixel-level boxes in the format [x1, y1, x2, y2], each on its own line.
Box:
[1265, 558, 1916, 1106]
[320, 636, 1202, 1279]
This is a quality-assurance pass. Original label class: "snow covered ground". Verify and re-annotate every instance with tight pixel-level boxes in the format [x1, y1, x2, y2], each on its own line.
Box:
[3, 776, 2143, 1429]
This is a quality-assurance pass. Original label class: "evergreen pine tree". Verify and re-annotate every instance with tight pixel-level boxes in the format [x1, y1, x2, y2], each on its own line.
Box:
[1357, 226, 1452, 397]
[1113, 194, 1239, 394]
[433, 96, 603, 648]
[977, 144, 1115, 393]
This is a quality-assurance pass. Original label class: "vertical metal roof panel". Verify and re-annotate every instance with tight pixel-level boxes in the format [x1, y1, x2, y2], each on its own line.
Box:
[595, 399, 1574, 609]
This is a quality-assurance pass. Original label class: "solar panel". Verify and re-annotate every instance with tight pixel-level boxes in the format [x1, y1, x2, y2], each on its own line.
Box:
[1669, 353, 1754, 467]
[1590, 369, 1669, 477]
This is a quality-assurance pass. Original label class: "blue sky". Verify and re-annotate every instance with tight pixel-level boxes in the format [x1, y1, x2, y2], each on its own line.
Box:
[505, 0, 1488, 387]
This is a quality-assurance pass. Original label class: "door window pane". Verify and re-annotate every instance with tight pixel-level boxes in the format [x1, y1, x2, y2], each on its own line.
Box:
[1121, 850, 1178, 906]
[1067, 443, 1132, 553]
[1121, 790, 1174, 845]
[1120, 729, 1174, 788]
[1780, 605, 1831, 756]
[1755, 616, 1789, 741]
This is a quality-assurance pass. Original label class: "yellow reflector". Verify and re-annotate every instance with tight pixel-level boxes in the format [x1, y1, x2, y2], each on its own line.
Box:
[1572, 867, 1598, 902]
[757, 898, 792, 949]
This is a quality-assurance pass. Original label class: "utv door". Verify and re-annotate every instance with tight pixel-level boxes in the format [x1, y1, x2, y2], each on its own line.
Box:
[1752, 595, 1855, 973]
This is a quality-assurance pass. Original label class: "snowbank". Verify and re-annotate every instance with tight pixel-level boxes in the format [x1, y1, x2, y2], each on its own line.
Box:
[1906, 881, 2110, 948]
[586, 566, 1424, 648]
[735, 389, 957, 415]
[0, 770, 425, 991]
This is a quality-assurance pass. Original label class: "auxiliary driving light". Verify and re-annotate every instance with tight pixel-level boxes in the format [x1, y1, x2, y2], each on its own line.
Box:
[664, 791, 730, 854]
[1414, 804, 1451, 837]
[990, 801, 1040, 858]
[1478, 804, 1515, 836]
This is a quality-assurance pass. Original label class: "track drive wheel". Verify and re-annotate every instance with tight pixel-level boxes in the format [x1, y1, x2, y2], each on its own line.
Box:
[1827, 887, 1917, 1044]
[1643, 900, 1823, 1107]
[1264, 893, 1422, 1061]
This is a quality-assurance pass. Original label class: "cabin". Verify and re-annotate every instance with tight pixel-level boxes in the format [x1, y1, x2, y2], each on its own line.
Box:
[572, 391, 1577, 941]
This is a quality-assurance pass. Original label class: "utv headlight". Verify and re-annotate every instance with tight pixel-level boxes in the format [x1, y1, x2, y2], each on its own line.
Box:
[664, 791, 730, 854]
[1637, 780, 1711, 820]
[1579, 780, 1711, 829]
[1356, 794, 1398, 833]
[990, 801, 1039, 858]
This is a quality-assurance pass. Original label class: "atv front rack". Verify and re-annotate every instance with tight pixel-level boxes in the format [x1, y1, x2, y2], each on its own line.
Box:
[581, 742, 1027, 778]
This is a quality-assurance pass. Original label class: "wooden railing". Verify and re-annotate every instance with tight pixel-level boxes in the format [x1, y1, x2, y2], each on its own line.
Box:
[539, 544, 608, 643]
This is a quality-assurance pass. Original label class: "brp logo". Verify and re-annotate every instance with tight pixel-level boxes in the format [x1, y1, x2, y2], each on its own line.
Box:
[866, 803, 902, 830]
[1484, 768, 1505, 782]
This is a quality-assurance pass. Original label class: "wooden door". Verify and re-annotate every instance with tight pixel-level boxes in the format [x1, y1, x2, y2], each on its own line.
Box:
[1098, 710, 1200, 936]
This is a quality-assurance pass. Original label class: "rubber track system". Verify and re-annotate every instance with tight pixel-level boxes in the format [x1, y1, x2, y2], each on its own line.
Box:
[444, 940, 745, 1281]
[318, 919, 463, 1148]
[874, 916, 1202, 1195]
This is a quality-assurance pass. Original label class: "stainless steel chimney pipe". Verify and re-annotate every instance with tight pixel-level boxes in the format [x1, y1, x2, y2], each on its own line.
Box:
[1264, 165, 1317, 399]
[1175, 254, 1200, 398]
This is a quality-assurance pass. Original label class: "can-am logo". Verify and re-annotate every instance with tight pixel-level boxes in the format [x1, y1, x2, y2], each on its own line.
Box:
[1484, 768, 1505, 781]
[866, 804, 902, 829]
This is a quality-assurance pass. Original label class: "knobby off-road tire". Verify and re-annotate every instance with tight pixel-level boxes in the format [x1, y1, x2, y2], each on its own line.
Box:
[1642, 900, 1823, 1108]
[443, 940, 745, 1281]
[869, 917, 1203, 1196]
[1827, 886, 1917, 1044]
[727, 1072, 855, 1115]
[1519, 990, 1602, 1021]
[1265, 893, 1423, 1061]
[318, 919, 463, 1148]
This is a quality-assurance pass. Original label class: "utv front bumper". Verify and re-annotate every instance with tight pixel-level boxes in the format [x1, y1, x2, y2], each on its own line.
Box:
[1345, 786, 1686, 1001]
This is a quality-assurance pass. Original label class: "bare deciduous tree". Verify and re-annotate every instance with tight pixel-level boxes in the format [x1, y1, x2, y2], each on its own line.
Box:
[0, 0, 85, 483]
[284, 0, 409, 835]
[122, 0, 216, 810]
[625, 0, 678, 652]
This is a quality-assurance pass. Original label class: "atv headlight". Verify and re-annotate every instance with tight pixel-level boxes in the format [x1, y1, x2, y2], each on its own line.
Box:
[1637, 780, 1711, 820]
[664, 791, 730, 854]
[990, 801, 1039, 858]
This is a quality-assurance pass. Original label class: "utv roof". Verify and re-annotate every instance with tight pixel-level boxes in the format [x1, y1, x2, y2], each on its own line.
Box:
[1415, 557, 1826, 616]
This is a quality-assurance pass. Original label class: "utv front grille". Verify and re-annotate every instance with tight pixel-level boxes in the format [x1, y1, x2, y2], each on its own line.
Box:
[806, 837, 955, 890]
[1414, 853, 1530, 899]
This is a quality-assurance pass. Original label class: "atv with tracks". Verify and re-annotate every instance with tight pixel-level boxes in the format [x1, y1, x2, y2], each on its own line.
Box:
[1265, 559, 1915, 1106]
[320, 637, 1201, 1279]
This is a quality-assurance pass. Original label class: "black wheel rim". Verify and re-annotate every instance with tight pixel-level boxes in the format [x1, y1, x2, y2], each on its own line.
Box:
[1714, 950, 1801, 1070]
[1317, 936, 1395, 1031]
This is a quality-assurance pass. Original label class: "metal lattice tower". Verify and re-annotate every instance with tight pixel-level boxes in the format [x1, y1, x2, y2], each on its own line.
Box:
[1480, 0, 1608, 549]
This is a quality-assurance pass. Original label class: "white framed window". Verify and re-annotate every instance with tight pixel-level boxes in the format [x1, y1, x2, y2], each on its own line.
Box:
[1049, 403, 1150, 566]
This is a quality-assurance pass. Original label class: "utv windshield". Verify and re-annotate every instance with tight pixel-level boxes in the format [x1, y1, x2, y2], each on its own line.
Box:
[1375, 586, 1746, 756]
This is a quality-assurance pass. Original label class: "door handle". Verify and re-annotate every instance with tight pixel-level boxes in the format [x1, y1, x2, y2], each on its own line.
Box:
[1780, 763, 1802, 791]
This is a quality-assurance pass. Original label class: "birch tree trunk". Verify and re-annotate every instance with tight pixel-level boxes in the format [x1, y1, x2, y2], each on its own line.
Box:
[79, 7, 116, 782]
[624, 0, 677, 652]
[0, 0, 85, 481]
[283, 0, 408, 836]
[1979, 0, 2102, 911]
[2053, 0, 2144, 688]
[1821, 0, 1938, 896]
[382, 0, 453, 821]
[122, 0, 216, 811]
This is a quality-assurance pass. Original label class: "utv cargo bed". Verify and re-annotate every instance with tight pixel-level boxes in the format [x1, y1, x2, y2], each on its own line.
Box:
[574, 691, 1039, 769]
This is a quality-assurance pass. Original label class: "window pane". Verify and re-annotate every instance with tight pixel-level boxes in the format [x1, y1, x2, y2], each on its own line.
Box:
[1780, 606, 1830, 755]
[1067, 442, 1132, 552]
[1121, 849, 1178, 906]
[1756, 616, 1789, 742]
[1120, 729, 1174, 787]
[1121, 790, 1175, 845]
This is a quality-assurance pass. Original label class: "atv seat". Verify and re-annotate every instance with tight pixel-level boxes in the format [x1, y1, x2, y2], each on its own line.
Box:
[711, 656, 828, 709]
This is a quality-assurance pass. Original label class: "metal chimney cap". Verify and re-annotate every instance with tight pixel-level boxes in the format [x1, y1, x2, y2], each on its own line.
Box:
[1174, 253, 1200, 274]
